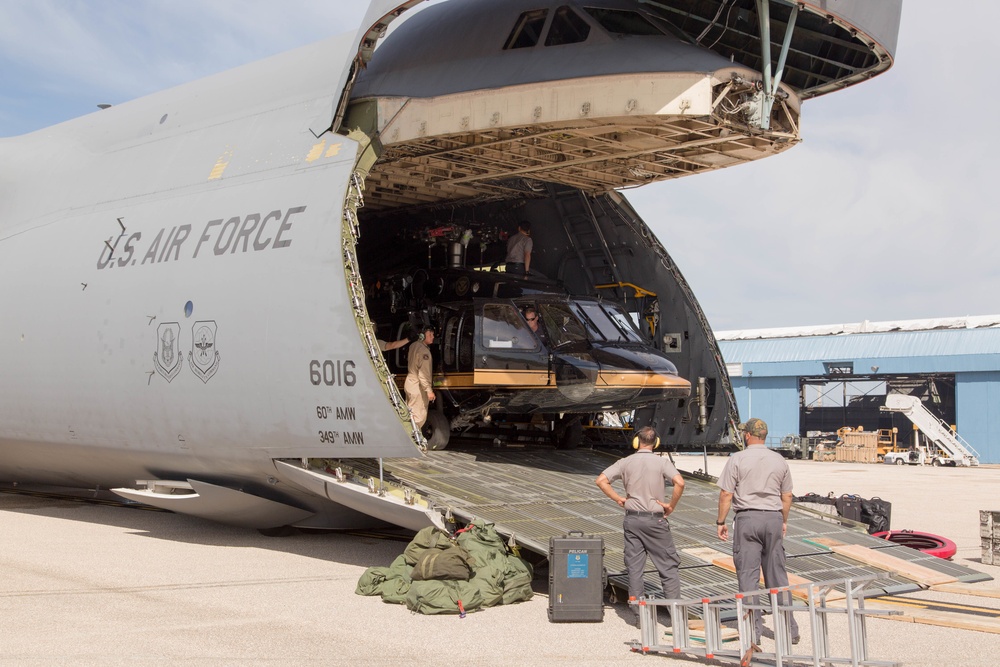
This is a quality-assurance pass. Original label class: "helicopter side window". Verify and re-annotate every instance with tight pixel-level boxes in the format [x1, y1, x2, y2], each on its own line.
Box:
[538, 303, 587, 346]
[481, 303, 537, 350]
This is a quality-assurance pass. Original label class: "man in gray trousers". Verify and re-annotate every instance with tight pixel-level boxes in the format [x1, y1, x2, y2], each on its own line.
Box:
[596, 426, 685, 622]
[716, 417, 800, 647]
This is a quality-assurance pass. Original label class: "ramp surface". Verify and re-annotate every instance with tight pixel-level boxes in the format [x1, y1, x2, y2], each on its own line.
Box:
[340, 448, 988, 599]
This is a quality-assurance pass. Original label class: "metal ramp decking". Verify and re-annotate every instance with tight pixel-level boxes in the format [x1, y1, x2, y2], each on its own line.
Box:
[338, 448, 989, 600]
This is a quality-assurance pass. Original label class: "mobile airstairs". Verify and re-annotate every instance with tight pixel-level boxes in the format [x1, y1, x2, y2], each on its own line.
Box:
[628, 575, 900, 666]
[881, 394, 980, 467]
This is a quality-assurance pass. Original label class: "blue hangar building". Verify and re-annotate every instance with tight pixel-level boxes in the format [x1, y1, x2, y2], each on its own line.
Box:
[716, 315, 1000, 464]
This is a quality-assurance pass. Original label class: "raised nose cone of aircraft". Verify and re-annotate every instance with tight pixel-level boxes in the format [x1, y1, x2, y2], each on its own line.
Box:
[352, 0, 746, 99]
[345, 0, 802, 212]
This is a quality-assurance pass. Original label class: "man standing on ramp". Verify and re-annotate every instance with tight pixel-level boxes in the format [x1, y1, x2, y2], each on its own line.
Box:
[716, 417, 800, 648]
[596, 426, 685, 622]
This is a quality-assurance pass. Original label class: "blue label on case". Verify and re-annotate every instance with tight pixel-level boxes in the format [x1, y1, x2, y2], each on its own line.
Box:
[567, 553, 589, 578]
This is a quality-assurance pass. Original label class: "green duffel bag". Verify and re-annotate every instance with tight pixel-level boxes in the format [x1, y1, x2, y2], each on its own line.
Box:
[405, 579, 484, 615]
[410, 544, 475, 581]
[403, 525, 454, 565]
[386, 553, 413, 580]
[356, 554, 414, 598]
[467, 570, 504, 607]
[457, 520, 506, 564]
[355, 566, 391, 596]
[379, 577, 412, 605]
[501, 555, 534, 604]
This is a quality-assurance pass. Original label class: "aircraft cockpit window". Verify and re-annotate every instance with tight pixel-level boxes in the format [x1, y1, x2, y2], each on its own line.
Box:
[481, 304, 538, 350]
[603, 304, 645, 343]
[538, 303, 588, 346]
[544, 6, 590, 46]
[583, 8, 664, 36]
[575, 302, 620, 341]
[575, 302, 644, 343]
[504, 9, 549, 49]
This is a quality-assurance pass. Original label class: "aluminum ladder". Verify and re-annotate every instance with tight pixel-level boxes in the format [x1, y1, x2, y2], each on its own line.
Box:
[627, 575, 900, 666]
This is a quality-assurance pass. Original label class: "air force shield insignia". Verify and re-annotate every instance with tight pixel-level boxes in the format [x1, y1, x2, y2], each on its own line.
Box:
[153, 322, 182, 382]
[188, 320, 220, 383]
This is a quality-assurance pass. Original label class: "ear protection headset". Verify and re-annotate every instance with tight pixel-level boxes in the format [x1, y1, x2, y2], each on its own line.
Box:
[632, 433, 661, 450]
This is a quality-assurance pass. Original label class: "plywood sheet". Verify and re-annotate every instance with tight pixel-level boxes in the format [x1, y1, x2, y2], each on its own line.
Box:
[806, 538, 956, 586]
[832, 598, 1000, 634]
[930, 583, 1000, 599]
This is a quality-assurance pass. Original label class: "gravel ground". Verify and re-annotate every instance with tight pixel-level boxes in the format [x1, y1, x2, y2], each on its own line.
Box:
[2, 456, 998, 666]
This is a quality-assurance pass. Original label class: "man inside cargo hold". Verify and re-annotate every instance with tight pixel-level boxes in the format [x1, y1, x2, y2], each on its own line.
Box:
[595, 426, 684, 620]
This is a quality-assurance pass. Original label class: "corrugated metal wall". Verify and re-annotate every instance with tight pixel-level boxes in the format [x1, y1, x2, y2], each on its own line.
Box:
[719, 328, 1000, 463]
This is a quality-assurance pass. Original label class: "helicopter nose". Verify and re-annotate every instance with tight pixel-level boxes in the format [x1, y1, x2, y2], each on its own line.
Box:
[593, 346, 691, 399]
[597, 368, 691, 393]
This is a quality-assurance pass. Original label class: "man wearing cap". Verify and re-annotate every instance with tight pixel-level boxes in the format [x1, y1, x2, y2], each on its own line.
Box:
[404, 327, 435, 430]
[596, 425, 685, 621]
[716, 417, 799, 646]
[505, 221, 533, 277]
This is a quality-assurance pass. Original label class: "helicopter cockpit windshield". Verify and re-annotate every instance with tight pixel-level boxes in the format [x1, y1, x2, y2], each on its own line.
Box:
[568, 301, 644, 344]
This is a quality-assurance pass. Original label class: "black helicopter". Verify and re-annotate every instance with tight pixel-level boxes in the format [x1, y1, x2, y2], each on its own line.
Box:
[364, 222, 690, 450]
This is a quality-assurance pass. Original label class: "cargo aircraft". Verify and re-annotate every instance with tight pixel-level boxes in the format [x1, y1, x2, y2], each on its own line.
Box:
[0, 0, 900, 531]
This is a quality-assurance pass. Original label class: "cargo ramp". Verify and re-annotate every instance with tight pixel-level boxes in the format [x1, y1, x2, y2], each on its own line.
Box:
[310, 449, 988, 599]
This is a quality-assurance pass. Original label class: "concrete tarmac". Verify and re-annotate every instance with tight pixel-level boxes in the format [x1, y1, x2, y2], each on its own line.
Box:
[2, 457, 999, 666]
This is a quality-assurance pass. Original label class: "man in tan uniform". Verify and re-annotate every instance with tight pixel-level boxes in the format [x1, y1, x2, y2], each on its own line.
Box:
[404, 326, 435, 430]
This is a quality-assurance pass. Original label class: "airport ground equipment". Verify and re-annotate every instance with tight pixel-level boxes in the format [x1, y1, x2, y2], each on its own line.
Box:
[629, 575, 900, 666]
[547, 530, 606, 622]
[881, 395, 979, 466]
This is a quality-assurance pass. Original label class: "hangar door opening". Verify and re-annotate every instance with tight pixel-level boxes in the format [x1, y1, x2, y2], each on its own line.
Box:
[800, 374, 956, 447]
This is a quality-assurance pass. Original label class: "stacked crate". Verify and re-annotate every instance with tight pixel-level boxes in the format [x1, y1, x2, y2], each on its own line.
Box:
[836, 432, 879, 463]
[980, 511, 1000, 565]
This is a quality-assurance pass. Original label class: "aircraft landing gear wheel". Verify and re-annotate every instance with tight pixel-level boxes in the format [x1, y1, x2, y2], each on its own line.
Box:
[894, 458, 904, 466]
[424, 407, 451, 451]
[555, 417, 583, 450]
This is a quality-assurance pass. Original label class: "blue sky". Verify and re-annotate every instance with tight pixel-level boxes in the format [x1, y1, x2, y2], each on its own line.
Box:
[2, 1, 995, 331]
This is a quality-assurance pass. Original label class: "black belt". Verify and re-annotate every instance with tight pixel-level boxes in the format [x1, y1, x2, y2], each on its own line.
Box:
[735, 509, 780, 514]
[625, 510, 661, 517]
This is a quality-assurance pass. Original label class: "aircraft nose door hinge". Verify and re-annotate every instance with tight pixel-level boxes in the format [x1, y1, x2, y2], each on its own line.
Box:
[754, 0, 799, 130]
